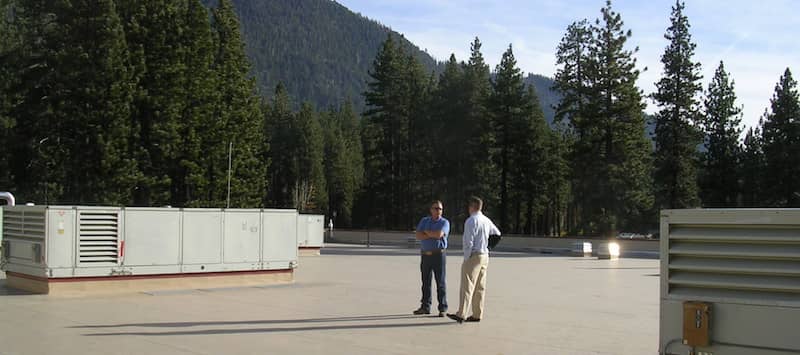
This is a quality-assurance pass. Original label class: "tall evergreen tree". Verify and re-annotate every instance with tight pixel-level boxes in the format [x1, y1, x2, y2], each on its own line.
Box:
[461, 38, 498, 221]
[489, 45, 529, 231]
[322, 102, 363, 226]
[210, 0, 267, 208]
[432, 54, 467, 222]
[740, 126, 765, 207]
[700, 62, 742, 207]
[761, 68, 800, 207]
[361, 34, 430, 229]
[338, 101, 365, 225]
[652, 0, 702, 210]
[118, 0, 187, 206]
[555, 0, 653, 235]
[553, 19, 593, 234]
[12, 0, 137, 204]
[513, 86, 552, 235]
[292, 103, 326, 212]
[264, 83, 296, 208]
[175, 0, 218, 207]
[590, 0, 653, 234]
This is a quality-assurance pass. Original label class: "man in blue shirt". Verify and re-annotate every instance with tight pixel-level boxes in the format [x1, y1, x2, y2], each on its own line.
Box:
[413, 200, 450, 317]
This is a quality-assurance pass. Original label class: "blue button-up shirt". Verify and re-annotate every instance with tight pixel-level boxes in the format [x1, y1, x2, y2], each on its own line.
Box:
[416, 216, 450, 251]
[463, 211, 501, 260]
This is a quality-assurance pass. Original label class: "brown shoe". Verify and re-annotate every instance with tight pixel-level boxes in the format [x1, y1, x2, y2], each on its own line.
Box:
[465, 316, 481, 322]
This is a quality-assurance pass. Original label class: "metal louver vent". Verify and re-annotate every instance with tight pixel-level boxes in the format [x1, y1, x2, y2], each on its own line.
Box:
[3, 209, 45, 241]
[78, 211, 119, 264]
[667, 225, 800, 305]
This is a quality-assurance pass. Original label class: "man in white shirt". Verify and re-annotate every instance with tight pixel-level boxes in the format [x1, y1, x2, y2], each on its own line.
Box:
[447, 196, 500, 323]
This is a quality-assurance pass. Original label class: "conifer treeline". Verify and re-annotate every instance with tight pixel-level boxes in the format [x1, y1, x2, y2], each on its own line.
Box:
[1, 0, 798, 235]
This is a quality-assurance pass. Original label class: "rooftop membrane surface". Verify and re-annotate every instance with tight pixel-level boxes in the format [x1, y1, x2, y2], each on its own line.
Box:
[0, 244, 659, 355]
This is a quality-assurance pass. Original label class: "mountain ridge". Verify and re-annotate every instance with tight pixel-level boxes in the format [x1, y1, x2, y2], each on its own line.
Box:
[209, 0, 559, 122]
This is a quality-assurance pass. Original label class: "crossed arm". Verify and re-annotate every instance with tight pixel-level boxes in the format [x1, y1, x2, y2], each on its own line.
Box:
[415, 229, 445, 240]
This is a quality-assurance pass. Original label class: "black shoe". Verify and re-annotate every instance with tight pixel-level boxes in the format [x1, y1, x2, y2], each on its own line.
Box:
[466, 316, 481, 322]
[446, 313, 464, 324]
[438, 311, 445, 317]
[413, 307, 431, 315]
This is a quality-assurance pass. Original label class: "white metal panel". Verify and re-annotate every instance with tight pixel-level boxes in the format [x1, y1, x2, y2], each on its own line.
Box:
[182, 209, 223, 265]
[46, 207, 75, 269]
[123, 208, 181, 266]
[305, 214, 324, 247]
[661, 299, 800, 355]
[296, 215, 309, 247]
[223, 210, 261, 263]
[262, 209, 298, 266]
[296, 214, 324, 247]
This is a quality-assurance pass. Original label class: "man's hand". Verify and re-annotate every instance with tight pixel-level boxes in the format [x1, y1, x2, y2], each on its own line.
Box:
[424, 230, 444, 239]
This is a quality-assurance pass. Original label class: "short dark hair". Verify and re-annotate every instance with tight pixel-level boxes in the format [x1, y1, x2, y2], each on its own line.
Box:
[468, 196, 483, 210]
[431, 200, 443, 206]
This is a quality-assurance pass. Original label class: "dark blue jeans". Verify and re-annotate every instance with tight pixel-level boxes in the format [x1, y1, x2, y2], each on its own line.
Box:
[420, 252, 447, 312]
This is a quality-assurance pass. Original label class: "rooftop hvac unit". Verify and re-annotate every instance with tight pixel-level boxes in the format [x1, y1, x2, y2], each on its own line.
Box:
[1, 206, 299, 294]
[297, 214, 324, 256]
[660, 209, 800, 355]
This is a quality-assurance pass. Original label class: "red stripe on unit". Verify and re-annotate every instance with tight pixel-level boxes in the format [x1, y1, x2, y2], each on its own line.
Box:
[7, 269, 293, 283]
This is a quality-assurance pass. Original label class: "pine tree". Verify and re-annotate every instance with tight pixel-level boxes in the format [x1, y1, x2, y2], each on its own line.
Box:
[700, 61, 742, 207]
[175, 0, 218, 207]
[0, 0, 18, 191]
[337, 101, 365, 226]
[761, 68, 800, 207]
[292, 103, 326, 212]
[489, 45, 529, 231]
[461, 38, 497, 222]
[554, 20, 592, 129]
[555, 0, 653, 235]
[514, 86, 551, 235]
[740, 126, 765, 207]
[12, 0, 137, 205]
[652, 0, 702, 210]
[118, 0, 187, 206]
[553, 19, 593, 234]
[322, 102, 363, 226]
[210, 0, 267, 208]
[361, 34, 430, 229]
[404, 51, 435, 222]
[264, 83, 295, 208]
[541, 128, 570, 236]
[432, 54, 466, 222]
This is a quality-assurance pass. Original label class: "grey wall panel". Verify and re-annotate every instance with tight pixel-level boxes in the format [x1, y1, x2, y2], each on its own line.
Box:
[123, 209, 181, 266]
[262, 210, 297, 265]
[181, 210, 223, 265]
[45, 207, 75, 269]
[223, 211, 261, 264]
[298, 214, 324, 247]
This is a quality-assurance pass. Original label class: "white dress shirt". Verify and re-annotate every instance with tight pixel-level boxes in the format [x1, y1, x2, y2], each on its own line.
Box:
[462, 211, 501, 260]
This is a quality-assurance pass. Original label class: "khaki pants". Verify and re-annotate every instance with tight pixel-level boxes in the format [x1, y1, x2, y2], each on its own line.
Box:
[455, 253, 489, 319]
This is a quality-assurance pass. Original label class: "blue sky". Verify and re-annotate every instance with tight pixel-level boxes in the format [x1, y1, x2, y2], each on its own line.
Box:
[337, 0, 800, 130]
